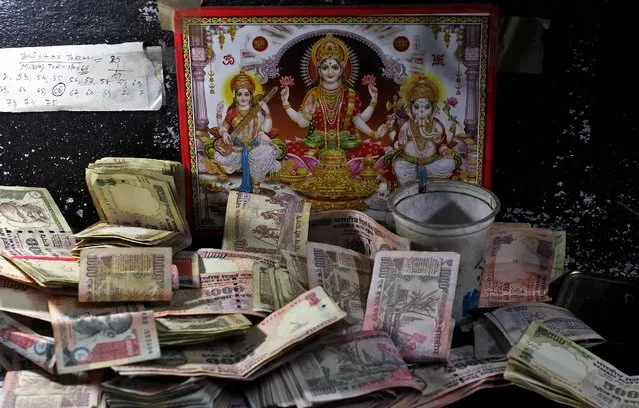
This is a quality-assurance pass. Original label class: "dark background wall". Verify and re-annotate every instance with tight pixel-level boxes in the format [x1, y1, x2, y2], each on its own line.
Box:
[0, 0, 636, 278]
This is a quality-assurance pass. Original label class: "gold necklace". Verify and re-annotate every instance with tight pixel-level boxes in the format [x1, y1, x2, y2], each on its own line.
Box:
[410, 120, 432, 152]
[319, 85, 343, 126]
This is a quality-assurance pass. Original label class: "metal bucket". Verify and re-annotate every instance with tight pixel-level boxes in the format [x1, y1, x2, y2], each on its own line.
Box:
[388, 180, 501, 324]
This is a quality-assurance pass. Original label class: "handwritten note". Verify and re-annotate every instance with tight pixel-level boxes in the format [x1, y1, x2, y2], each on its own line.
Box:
[0, 42, 163, 112]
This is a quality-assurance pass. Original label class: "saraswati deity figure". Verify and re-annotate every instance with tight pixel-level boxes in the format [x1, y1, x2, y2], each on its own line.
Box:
[213, 71, 281, 193]
[390, 73, 459, 185]
[280, 34, 391, 158]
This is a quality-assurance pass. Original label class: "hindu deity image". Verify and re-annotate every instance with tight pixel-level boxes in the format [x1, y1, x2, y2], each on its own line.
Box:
[389, 73, 461, 185]
[179, 14, 494, 232]
[209, 71, 281, 194]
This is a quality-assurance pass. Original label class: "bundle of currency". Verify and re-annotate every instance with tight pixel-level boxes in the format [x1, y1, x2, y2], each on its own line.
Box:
[0, 311, 55, 373]
[197, 248, 307, 313]
[78, 247, 173, 302]
[505, 321, 639, 408]
[362, 251, 460, 363]
[48, 296, 161, 374]
[390, 345, 508, 408]
[0, 368, 101, 408]
[101, 376, 222, 408]
[155, 314, 252, 346]
[246, 331, 420, 408]
[77, 157, 191, 253]
[222, 190, 310, 258]
[307, 242, 373, 333]
[484, 303, 605, 348]
[0, 186, 79, 287]
[112, 287, 348, 380]
[479, 227, 556, 308]
[308, 210, 410, 257]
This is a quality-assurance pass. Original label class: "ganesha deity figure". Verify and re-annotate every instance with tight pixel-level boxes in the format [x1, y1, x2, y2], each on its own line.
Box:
[391, 73, 460, 185]
[280, 34, 390, 159]
[212, 71, 281, 193]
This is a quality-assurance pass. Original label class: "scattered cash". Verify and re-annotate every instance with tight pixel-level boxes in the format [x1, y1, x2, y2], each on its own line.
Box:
[485, 302, 605, 347]
[79, 247, 173, 302]
[101, 376, 223, 408]
[479, 227, 556, 308]
[113, 287, 348, 380]
[307, 242, 373, 332]
[247, 331, 420, 407]
[156, 314, 252, 346]
[49, 297, 160, 374]
[222, 190, 311, 257]
[308, 210, 410, 257]
[362, 251, 459, 363]
[505, 321, 639, 408]
[0, 277, 51, 322]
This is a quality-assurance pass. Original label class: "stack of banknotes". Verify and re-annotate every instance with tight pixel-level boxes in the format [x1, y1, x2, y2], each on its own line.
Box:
[73, 157, 191, 254]
[0, 169, 627, 408]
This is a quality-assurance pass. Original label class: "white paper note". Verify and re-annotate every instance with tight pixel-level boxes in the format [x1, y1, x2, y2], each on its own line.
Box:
[0, 42, 163, 112]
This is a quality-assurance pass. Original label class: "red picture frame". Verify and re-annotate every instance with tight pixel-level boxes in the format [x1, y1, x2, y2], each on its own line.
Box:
[174, 5, 498, 236]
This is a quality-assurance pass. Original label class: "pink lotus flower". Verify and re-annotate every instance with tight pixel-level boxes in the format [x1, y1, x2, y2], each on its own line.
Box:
[446, 97, 458, 107]
[361, 74, 377, 86]
[279, 76, 295, 87]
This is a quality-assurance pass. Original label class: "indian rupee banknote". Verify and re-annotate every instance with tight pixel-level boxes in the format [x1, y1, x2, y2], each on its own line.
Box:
[308, 210, 410, 257]
[505, 321, 639, 408]
[222, 191, 310, 257]
[479, 227, 556, 308]
[113, 287, 347, 380]
[362, 251, 459, 363]
[0, 312, 55, 373]
[79, 247, 173, 302]
[307, 242, 373, 332]
[49, 296, 160, 374]
[0, 277, 51, 322]
[485, 302, 604, 347]
[0, 369, 101, 408]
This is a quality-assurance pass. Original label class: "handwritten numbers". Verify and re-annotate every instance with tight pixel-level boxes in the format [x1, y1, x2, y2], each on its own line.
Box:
[0, 86, 8, 94]
[109, 56, 121, 64]
[51, 83, 66, 97]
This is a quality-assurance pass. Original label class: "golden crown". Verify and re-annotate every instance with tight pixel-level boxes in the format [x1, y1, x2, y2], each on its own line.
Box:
[406, 74, 439, 103]
[230, 71, 256, 92]
[311, 34, 349, 66]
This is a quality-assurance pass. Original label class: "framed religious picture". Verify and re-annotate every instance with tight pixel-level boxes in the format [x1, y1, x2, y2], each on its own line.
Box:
[175, 5, 498, 236]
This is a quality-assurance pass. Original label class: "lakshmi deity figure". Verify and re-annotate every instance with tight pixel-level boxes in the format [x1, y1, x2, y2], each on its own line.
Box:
[280, 34, 390, 156]
[391, 73, 459, 185]
[212, 71, 281, 193]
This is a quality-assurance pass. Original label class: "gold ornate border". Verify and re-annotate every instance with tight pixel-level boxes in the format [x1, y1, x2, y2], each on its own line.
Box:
[181, 15, 490, 230]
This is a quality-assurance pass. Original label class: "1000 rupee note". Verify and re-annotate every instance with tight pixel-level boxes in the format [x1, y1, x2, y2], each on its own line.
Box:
[156, 314, 251, 346]
[288, 331, 420, 404]
[0, 369, 101, 408]
[79, 247, 173, 302]
[222, 191, 310, 257]
[308, 210, 410, 257]
[411, 345, 507, 402]
[362, 251, 459, 363]
[49, 297, 160, 374]
[85, 171, 190, 251]
[506, 321, 639, 408]
[0, 277, 50, 321]
[0, 186, 71, 232]
[0, 312, 55, 373]
[486, 302, 604, 346]
[307, 242, 372, 332]
[75, 222, 178, 244]
[479, 227, 556, 308]
[114, 287, 347, 380]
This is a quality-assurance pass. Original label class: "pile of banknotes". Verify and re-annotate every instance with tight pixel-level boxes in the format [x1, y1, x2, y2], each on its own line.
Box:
[0, 158, 630, 408]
